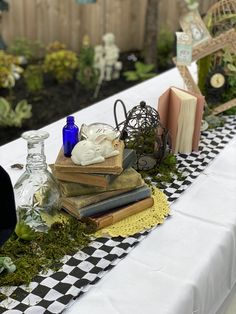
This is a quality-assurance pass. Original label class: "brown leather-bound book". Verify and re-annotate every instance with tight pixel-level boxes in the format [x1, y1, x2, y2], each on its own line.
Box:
[53, 170, 111, 187]
[54, 140, 124, 175]
[51, 149, 136, 188]
[158, 87, 204, 154]
[81, 197, 154, 232]
[58, 168, 144, 197]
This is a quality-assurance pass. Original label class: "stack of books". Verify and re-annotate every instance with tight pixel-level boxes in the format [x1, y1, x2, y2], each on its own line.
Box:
[52, 141, 154, 231]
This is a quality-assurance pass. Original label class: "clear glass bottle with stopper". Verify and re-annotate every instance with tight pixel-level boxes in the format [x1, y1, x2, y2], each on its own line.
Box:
[14, 130, 60, 232]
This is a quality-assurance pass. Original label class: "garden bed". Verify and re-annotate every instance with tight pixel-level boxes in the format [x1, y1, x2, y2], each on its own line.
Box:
[0, 52, 142, 146]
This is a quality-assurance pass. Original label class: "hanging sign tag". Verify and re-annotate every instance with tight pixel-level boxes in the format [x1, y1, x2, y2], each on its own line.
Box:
[176, 32, 192, 66]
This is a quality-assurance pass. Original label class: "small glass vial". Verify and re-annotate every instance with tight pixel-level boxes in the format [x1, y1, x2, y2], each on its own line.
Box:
[63, 116, 79, 157]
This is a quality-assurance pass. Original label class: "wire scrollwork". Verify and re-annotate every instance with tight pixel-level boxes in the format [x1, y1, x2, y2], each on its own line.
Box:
[114, 99, 169, 170]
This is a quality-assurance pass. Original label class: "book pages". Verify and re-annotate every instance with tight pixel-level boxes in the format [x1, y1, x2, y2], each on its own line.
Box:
[172, 88, 197, 153]
[157, 87, 204, 153]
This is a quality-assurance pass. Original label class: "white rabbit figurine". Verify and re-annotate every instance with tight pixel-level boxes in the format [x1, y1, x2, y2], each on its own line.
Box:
[71, 125, 120, 166]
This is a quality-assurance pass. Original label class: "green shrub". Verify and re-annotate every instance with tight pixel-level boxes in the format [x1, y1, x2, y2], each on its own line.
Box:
[8, 37, 44, 62]
[124, 61, 156, 81]
[156, 28, 175, 71]
[76, 43, 99, 90]
[23, 64, 44, 93]
[43, 49, 79, 83]
[46, 41, 67, 54]
[222, 49, 236, 102]
[197, 55, 212, 95]
[0, 50, 23, 88]
[0, 97, 32, 128]
[198, 49, 236, 105]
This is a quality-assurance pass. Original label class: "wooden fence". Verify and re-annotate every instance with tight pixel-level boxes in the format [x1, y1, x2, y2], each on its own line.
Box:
[2, 0, 218, 52]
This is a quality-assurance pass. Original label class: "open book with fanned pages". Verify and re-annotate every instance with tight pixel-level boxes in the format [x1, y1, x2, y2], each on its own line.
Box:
[158, 87, 204, 154]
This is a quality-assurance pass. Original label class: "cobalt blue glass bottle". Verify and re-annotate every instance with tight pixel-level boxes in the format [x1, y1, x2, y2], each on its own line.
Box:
[63, 116, 79, 157]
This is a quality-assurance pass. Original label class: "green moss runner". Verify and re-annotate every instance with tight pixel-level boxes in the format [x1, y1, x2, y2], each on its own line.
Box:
[0, 217, 90, 287]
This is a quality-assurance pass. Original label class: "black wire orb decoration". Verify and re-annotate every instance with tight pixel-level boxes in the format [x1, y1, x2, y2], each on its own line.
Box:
[114, 99, 169, 171]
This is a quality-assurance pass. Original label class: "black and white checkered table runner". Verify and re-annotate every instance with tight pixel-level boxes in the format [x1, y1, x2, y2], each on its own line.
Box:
[1, 116, 236, 314]
[163, 116, 236, 202]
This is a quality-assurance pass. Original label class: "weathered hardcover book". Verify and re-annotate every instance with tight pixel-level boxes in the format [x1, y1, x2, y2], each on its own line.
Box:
[61, 185, 152, 218]
[81, 197, 154, 231]
[59, 167, 144, 197]
[61, 187, 135, 213]
[52, 149, 136, 187]
[158, 87, 204, 153]
[54, 140, 124, 175]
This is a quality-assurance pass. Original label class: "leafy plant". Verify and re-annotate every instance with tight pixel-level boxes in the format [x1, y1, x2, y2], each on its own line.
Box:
[23, 64, 44, 93]
[222, 49, 236, 103]
[15, 221, 36, 241]
[124, 61, 156, 81]
[76, 42, 99, 90]
[15, 206, 49, 241]
[8, 37, 45, 62]
[46, 41, 67, 54]
[0, 50, 23, 88]
[197, 55, 212, 95]
[156, 28, 175, 71]
[198, 48, 236, 108]
[198, 10, 236, 109]
[0, 97, 32, 127]
[43, 49, 79, 83]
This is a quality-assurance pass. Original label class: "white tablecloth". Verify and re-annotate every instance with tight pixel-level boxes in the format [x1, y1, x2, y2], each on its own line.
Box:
[1, 64, 236, 314]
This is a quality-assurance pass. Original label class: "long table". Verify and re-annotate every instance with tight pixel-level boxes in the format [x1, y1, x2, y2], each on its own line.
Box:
[1, 64, 236, 314]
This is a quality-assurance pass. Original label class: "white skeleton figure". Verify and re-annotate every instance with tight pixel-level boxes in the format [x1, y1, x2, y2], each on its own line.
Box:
[103, 33, 122, 81]
[94, 33, 122, 84]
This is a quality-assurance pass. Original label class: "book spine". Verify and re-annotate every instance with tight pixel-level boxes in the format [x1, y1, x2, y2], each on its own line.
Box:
[89, 197, 154, 230]
[79, 185, 151, 218]
[55, 171, 109, 187]
[59, 168, 144, 197]
[106, 149, 137, 184]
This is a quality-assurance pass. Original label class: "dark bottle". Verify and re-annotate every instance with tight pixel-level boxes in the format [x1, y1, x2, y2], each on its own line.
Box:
[0, 166, 17, 247]
[63, 116, 79, 157]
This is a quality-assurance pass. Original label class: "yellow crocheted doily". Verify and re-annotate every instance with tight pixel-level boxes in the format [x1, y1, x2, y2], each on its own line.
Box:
[94, 187, 170, 238]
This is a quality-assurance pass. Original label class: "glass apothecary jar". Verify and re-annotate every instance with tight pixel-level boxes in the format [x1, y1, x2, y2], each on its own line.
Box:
[14, 131, 60, 230]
